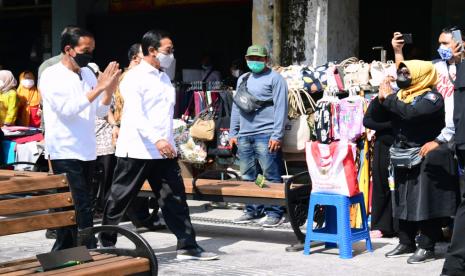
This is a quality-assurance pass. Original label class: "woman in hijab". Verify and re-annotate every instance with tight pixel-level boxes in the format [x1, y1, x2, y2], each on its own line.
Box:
[377, 60, 459, 264]
[16, 71, 41, 127]
[0, 70, 19, 126]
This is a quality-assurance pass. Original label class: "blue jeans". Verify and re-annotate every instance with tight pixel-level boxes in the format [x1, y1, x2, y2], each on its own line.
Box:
[51, 159, 97, 250]
[238, 134, 284, 218]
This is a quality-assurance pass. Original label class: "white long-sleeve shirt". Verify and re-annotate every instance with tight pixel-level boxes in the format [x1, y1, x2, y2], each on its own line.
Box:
[39, 62, 109, 161]
[115, 60, 175, 159]
[434, 60, 456, 143]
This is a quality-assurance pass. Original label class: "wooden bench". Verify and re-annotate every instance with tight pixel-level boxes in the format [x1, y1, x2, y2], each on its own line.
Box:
[139, 169, 312, 246]
[0, 170, 157, 275]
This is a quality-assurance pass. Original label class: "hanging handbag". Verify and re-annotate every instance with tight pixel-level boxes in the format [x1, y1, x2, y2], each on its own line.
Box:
[341, 60, 370, 89]
[283, 89, 316, 153]
[389, 146, 422, 169]
[306, 141, 359, 196]
[214, 92, 234, 157]
[326, 63, 345, 92]
[189, 109, 215, 141]
[369, 60, 396, 87]
[233, 73, 273, 113]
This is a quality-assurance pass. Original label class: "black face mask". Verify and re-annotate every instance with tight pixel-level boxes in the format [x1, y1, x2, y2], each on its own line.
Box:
[396, 72, 412, 89]
[73, 52, 93, 68]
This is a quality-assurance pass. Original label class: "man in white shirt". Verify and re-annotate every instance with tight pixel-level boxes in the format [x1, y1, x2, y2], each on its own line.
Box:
[39, 27, 121, 250]
[100, 30, 218, 261]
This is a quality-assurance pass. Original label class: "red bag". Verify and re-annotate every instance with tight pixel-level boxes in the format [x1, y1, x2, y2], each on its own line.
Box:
[306, 141, 359, 196]
[28, 105, 41, 128]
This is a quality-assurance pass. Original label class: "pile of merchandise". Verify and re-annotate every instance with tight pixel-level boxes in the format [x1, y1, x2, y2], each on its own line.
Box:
[173, 90, 234, 165]
[275, 57, 397, 95]
[275, 57, 398, 226]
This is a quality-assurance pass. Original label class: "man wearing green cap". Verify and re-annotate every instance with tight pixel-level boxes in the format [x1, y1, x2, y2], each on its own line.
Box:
[229, 44, 288, 227]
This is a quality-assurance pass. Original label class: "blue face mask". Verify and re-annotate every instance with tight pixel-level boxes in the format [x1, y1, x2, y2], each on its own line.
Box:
[247, 61, 266, 73]
[437, 45, 453, 60]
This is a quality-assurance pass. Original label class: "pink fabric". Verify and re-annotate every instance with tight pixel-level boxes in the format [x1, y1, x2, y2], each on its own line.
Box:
[8, 133, 44, 144]
[338, 97, 365, 142]
[2, 126, 31, 131]
[194, 91, 205, 115]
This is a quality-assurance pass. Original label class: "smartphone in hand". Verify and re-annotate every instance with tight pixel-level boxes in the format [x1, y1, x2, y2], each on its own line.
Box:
[402, 33, 413, 44]
[452, 30, 464, 52]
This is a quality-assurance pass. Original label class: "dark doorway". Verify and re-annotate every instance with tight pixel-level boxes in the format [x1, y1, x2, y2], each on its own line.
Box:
[87, 2, 252, 81]
[0, 13, 49, 78]
[359, 0, 433, 62]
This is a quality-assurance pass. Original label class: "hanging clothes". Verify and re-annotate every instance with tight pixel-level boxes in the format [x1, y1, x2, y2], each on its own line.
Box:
[338, 95, 365, 142]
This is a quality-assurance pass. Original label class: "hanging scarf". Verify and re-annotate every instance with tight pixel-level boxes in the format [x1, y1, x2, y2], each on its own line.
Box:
[16, 71, 41, 127]
[0, 70, 17, 93]
[396, 60, 438, 104]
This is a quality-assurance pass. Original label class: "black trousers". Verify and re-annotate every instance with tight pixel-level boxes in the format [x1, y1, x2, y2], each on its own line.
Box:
[100, 157, 197, 250]
[442, 149, 465, 275]
[93, 154, 117, 213]
[127, 197, 159, 227]
[371, 136, 398, 234]
[398, 218, 444, 250]
[93, 154, 159, 225]
[51, 159, 97, 250]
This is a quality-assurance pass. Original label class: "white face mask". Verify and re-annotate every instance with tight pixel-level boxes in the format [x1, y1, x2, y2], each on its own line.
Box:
[21, 79, 35, 89]
[156, 52, 174, 70]
[231, 69, 241, 78]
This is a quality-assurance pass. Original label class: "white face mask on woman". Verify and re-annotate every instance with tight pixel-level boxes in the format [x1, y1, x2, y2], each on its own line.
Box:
[156, 52, 175, 70]
[21, 79, 35, 89]
[231, 69, 241, 78]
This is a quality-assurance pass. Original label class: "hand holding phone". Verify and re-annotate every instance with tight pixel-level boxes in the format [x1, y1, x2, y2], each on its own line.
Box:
[392, 32, 405, 52]
[402, 33, 413, 45]
[452, 30, 464, 52]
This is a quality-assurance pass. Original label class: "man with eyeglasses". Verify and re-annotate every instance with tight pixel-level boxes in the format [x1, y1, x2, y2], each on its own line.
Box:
[100, 29, 218, 261]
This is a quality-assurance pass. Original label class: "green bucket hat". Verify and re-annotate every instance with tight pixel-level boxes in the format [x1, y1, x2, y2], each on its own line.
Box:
[245, 45, 268, 57]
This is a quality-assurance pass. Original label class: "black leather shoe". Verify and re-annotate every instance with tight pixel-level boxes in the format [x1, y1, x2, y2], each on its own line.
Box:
[385, 244, 416, 258]
[407, 248, 435, 264]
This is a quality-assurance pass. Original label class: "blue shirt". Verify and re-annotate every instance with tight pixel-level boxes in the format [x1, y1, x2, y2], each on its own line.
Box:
[230, 69, 288, 141]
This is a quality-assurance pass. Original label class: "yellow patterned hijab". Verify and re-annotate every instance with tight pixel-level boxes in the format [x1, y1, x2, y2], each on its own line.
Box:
[397, 60, 438, 104]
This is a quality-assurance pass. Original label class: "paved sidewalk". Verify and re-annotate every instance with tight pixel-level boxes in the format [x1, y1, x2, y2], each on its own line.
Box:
[0, 201, 447, 275]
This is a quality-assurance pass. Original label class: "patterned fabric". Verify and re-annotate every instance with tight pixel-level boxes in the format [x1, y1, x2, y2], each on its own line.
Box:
[313, 101, 332, 144]
[113, 72, 126, 124]
[95, 117, 115, 156]
[434, 60, 455, 143]
[338, 97, 366, 142]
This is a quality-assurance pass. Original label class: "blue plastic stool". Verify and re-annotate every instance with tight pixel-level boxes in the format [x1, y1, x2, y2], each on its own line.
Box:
[303, 192, 373, 259]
